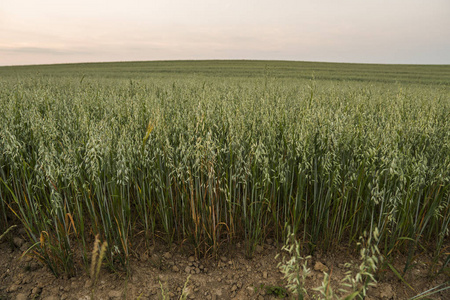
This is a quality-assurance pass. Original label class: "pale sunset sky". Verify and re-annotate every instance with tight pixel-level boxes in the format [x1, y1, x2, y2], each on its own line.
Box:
[1, 0, 449, 66]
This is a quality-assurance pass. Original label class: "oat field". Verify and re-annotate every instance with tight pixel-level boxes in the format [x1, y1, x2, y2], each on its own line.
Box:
[0, 61, 449, 276]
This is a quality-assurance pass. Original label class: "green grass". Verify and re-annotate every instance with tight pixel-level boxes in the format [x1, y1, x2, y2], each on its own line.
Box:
[0, 60, 449, 276]
[1, 60, 450, 84]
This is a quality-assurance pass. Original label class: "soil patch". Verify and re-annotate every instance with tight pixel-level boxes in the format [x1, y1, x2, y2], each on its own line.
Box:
[0, 229, 448, 299]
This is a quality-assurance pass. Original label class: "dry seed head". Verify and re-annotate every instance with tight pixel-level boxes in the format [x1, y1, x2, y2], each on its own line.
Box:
[95, 241, 108, 282]
[90, 234, 100, 279]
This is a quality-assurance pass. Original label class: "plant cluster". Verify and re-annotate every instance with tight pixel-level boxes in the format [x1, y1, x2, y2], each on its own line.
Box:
[0, 62, 449, 276]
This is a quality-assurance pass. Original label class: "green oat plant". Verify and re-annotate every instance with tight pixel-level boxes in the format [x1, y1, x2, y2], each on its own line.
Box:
[278, 227, 383, 300]
[276, 226, 311, 299]
[312, 228, 383, 300]
[331, 228, 382, 300]
[0, 61, 449, 277]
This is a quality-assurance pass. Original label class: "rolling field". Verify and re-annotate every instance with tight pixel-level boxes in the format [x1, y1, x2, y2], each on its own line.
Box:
[0, 60, 449, 276]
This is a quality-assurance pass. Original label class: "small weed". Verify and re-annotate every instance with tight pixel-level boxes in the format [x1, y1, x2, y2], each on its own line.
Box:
[159, 275, 191, 300]
[265, 285, 289, 298]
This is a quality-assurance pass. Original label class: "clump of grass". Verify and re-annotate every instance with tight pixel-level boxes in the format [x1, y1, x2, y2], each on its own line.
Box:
[276, 226, 311, 299]
[314, 228, 382, 299]
[277, 227, 383, 300]
[0, 62, 449, 277]
[159, 275, 191, 300]
[264, 285, 289, 298]
[340, 228, 383, 298]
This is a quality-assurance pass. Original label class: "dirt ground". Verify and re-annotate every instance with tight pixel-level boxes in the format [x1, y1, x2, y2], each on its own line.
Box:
[0, 226, 449, 300]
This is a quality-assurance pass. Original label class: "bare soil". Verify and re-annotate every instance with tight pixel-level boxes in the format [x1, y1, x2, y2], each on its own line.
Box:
[0, 227, 448, 300]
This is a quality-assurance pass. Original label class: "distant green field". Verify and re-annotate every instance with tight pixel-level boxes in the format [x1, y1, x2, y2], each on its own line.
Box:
[1, 60, 450, 84]
[0, 60, 449, 276]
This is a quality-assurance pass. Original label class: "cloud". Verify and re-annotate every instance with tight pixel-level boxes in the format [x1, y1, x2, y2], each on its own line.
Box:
[0, 46, 90, 56]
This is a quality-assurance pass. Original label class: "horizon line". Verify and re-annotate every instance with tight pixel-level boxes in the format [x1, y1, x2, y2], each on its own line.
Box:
[1, 58, 449, 68]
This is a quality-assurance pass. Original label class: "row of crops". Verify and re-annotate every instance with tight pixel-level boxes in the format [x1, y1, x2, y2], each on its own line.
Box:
[0, 63, 449, 276]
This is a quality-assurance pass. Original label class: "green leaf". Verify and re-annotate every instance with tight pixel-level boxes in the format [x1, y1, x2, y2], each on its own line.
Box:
[387, 263, 415, 292]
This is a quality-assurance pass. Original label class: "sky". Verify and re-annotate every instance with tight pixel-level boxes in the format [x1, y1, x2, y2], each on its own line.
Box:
[1, 0, 449, 66]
